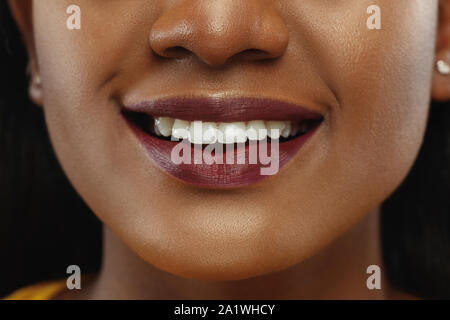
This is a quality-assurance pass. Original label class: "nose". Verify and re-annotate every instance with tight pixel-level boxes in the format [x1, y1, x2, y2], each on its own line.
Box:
[149, 1, 289, 67]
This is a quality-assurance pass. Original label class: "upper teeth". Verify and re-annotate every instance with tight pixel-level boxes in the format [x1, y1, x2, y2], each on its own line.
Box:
[153, 117, 307, 144]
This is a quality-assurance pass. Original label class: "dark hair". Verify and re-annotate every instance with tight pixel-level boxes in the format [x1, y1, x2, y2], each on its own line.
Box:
[1, 2, 449, 299]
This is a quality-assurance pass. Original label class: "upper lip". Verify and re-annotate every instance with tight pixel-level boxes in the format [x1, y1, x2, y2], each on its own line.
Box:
[121, 96, 324, 122]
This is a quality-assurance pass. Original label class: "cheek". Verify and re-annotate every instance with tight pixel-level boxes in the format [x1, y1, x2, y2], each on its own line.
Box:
[323, 0, 436, 191]
[283, 1, 437, 189]
[32, 4, 158, 230]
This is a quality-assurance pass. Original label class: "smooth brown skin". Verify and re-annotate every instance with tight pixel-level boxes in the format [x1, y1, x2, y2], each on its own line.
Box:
[8, 0, 450, 299]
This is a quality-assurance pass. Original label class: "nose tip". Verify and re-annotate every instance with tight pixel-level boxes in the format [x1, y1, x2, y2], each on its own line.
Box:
[149, 1, 289, 67]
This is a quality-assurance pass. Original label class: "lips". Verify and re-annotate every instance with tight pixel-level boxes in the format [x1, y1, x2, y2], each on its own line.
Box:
[122, 96, 323, 188]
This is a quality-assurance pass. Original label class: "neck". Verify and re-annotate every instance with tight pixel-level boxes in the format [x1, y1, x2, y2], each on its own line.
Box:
[84, 208, 388, 299]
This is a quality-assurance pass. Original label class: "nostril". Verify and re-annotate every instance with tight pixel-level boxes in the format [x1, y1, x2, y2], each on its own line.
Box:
[231, 48, 274, 62]
[162, 46, 191, 59]
[243, 48, 266, 54]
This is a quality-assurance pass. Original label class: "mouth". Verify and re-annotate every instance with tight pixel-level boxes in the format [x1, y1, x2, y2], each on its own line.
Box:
[122, 96, 323, 188]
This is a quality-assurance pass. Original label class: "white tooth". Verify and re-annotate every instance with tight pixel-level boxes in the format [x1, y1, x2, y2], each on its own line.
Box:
[246, 120, 267, 141]
[202, 122, 218, 144]
[189, 121, 204, 144]
[234, 122, 247, 143]
[281, 121, 291, 138]
[266, 121, 286, 140]
[290, 123, 299, 137]
[172, 119, 190, 140]
[155, 117, 174, 137]
[154, 119, 161, 136]
[217, 124, 226, 144]
[218, 122, 247, 144]
[268, 129, 280, 140]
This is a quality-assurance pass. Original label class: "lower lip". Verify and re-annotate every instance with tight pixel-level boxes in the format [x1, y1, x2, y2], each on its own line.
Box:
[125, 119, 320, 188]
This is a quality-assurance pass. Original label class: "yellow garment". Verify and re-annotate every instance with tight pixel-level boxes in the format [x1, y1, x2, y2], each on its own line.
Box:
[3, 280, 67, 300]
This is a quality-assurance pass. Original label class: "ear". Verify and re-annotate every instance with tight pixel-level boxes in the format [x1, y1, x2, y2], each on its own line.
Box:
[8, 0, 43, 106]
[432, 0, 450, 101]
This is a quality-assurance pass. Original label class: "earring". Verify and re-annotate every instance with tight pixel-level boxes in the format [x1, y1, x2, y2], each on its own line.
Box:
[26, 64, 42, 85]
[436, 60, 450, 75]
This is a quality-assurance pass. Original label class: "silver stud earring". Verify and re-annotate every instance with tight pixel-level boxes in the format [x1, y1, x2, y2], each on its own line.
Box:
[35, 75, 41, 86]
[436, 60, 450, 75]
